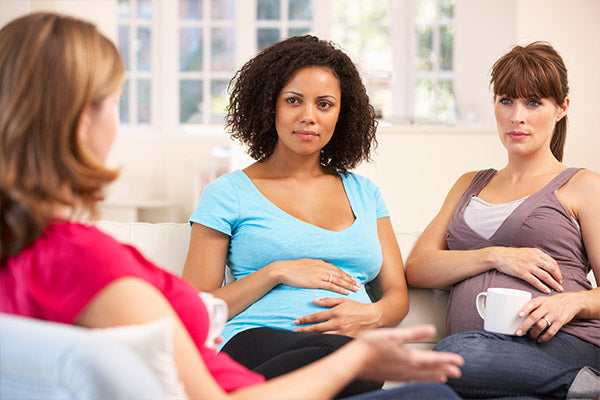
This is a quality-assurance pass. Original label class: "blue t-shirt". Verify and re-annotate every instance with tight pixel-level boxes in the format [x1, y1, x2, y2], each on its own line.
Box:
[189, 170, 390, 346]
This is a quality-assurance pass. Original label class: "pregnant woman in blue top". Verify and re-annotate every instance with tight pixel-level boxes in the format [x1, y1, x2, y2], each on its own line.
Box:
[183, 36, 409, 398]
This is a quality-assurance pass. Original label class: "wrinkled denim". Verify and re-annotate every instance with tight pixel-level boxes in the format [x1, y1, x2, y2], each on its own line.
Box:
[343, 383, 461, 400]
[435, 330, 600, 399]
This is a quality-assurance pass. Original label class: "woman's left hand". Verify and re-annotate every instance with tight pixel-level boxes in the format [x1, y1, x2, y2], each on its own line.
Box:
[292, 298, 382, 337]
[516, 292, 583, 342]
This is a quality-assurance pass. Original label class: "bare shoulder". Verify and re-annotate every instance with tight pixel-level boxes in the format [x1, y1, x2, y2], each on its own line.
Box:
[242, 161, 264, 178]
[562, 169, 600, 216]
[449, 170, 480, 196]
[564, 169, 600, 201]
[433, 170, 480, 218]
[568, 168, 600, 191]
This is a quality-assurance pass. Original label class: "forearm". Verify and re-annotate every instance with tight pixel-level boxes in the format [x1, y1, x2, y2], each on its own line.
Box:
[373, 286, 409, 327]
[574, 287, 600, 320]
[406, 247, 495, 288]
[211, 264, 280, 318]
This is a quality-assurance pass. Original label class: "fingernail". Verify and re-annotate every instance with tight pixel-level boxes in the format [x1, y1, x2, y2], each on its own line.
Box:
[294, 319, 300, 324]
[545, 288, 551, 294]
[559, 285, 564, 292]
[518, 311, 524, 317]
[516, 330, 523, 336]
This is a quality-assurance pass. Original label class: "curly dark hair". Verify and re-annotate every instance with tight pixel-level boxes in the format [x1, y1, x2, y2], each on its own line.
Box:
[226, 35, 377, 174]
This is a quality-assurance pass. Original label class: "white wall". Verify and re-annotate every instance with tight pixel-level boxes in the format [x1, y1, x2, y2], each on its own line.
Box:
[2, 0, 599, 229]
[515, 0, 600, 169]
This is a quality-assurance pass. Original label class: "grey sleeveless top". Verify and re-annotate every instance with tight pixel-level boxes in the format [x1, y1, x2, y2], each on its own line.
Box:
[445, 168, 599, 347]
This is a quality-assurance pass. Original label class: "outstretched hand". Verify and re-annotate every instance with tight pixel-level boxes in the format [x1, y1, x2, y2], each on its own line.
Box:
[491, 247, 563, 294]
[271, 259, 360, 295]
[293, 298, 381, 337]
[354, 324, 464, 383]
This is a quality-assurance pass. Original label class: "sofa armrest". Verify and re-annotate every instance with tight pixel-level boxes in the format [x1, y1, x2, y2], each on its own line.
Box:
[0, 313, 164, 400]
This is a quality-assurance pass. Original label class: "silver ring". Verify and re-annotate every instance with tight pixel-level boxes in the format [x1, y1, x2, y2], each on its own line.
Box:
[328, 273, 332, 284]
[543, 317, 551, 328]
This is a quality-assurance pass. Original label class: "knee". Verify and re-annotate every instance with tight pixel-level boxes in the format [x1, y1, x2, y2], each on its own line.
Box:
[295, 332, 353, 353]
[434, 331, 499, 355]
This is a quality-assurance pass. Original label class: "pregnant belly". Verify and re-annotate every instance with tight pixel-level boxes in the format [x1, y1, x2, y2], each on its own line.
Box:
[230, 285, 372, 331]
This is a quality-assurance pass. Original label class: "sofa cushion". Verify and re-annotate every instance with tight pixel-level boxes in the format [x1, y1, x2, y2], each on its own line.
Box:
[0, 313, 164, 400]
[96, 221, 190, 276]
[92, 317, 186, 400]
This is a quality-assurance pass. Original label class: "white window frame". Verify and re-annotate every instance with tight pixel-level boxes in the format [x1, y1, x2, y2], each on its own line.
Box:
[117, 0, 454, 136]
[117, 0, 156, 127]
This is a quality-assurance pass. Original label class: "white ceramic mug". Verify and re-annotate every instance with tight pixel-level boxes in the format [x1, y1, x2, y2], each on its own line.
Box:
[476, 288, 532, 335]
[199, 292, 228, 349]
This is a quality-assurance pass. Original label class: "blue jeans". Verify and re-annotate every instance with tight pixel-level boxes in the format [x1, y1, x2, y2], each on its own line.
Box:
[343, 383, 461, 400]
[434, 330, 600, 399]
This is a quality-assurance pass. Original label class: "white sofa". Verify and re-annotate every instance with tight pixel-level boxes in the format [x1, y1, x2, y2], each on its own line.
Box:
[95, 220, 450, 350]
[94, 220, 598, 351]
[3, 221, 596, 398]
[0, 221, 445, 399]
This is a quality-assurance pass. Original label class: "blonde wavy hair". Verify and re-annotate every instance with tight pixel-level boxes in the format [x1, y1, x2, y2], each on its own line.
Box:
[0, 12, 125, 263]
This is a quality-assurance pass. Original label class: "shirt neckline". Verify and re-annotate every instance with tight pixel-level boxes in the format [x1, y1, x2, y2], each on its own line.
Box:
[235, 169, 359, 233]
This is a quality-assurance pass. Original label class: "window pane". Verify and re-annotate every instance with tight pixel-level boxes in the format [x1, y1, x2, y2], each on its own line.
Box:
[332, 0, 361, 27]
[211, 28, 235, 71]
[415, 79, 434, 119]
[331, 0, 391, 65]
[360, 25, 391, 69]
[257, 0, 280, 20]
[289, 0, 312, 20]
[120, 79, 130, 124]
[289, 27, 310, 37]
[440, 25, 453, 71]
[117, 0, 131, 19]
[366, 71, 391, 118]
[137, 79, 152, 123]
[257, 28, 280, 50]
[180, 80, 203, 123]
[212, 0, 235, 19]
[415, 0, 435, 25]
[363, 0, 391, 24]
[180, 0, 203, 19]
[180, 28, 203, 71]
[118, 25, 130, 70]
[137, 0, 153, 19]
[416, 26, 433, 71]
[440, 0, 454, 19]
[137, 27, 152, 72]
[210, 80, 229, 123]
[438, 80, 456, 121]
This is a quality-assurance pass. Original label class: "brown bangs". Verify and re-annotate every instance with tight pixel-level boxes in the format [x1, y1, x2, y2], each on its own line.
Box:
[491, 43, 566, 103]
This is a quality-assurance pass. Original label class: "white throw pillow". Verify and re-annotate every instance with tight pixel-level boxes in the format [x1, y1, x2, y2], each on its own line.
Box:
[92, 317, 187, 400]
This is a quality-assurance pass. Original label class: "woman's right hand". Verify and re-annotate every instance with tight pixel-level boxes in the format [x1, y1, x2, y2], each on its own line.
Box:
[270, 259, 361, 295]
[489, 246, 563, 294]
[353, 324, 464, 383]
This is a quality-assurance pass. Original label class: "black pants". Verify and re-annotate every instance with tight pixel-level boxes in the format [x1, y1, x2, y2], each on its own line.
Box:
[221, 327, 383, 398]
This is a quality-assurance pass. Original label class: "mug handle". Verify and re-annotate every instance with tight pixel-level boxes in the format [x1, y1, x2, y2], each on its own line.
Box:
[476, 292, 487, 320]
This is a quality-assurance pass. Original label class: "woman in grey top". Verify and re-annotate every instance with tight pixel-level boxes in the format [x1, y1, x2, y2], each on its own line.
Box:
[406, 42, 600, 399]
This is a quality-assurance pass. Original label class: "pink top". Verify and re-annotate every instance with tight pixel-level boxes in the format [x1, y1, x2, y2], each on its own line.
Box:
[0, 221, 265, 391]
